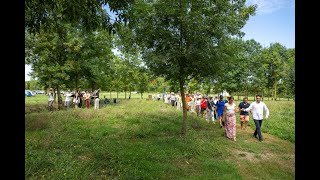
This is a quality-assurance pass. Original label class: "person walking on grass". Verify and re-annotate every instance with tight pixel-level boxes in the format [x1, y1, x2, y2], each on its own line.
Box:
[200, 96, 207, 118]
[223, 96, 240, 141]
[195, 94, 201, 116]
[170, 92, 176, 107]
[48, 88, 54, 113]
[84, 90, 91, 108]
[189, 95, 195, 113]
[176, 93, 181, 110]
[78, 91, 84, 108]
[238, 97, 252, 130]
[64, 89, 72, 110]
[215, 95, 226, 128]
[93, 89, 100, 110]
[213, 96, 218, 121]
[206, 96, 215, 124]
[73, 90, 80, 109]
[241, 94, 269, 142]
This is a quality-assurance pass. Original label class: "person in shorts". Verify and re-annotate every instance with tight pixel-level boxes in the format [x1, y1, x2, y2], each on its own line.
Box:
[238, 97, 252, 130]
[200, 96, 207, 118]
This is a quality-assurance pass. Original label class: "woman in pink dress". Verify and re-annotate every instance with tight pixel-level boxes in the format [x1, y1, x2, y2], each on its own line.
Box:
[223, 96, 240, 141]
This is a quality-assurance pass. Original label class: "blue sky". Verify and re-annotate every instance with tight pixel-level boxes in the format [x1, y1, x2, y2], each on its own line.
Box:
[25, 0, 295, 81]
[242, 0, 295, 48]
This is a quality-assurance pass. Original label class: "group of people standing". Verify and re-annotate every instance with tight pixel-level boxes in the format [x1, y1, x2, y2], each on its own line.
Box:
[161, 92, 270, 142]
[47, 88, 100, 112]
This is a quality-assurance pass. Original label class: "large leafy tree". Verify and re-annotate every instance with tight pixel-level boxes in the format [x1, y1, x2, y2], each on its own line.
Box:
[213, 38, 263, 98]
[61, 27, 113, 91]
[25, 26, 71, 108]
[125, 0, 256, 135]
[25, 24, 114, 108]
[261, 43, 289, 100]
[136, 68, 150, 99]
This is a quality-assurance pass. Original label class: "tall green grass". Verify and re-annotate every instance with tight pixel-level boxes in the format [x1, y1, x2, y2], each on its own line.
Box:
[26, 95, 295, 142]
[26, 97, 294, 179]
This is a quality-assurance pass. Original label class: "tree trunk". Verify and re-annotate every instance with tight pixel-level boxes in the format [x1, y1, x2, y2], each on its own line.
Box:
[125, 91, 127, 99]
[180, 78, 187, 136]
[57, 87, 63, 110]
[110, 89, 112, 99]
[267, 88, 270, 100]
[129, 90, 132, 100]
[117, 91, 119, 99]
[273, 82, 277, 101]
[141, 93, 143, 99]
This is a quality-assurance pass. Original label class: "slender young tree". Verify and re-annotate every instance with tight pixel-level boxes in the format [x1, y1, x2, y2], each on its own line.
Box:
[125, 0, 256, 135]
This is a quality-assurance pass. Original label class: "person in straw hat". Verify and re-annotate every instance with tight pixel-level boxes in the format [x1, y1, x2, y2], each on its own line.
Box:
[48, 88, 54, 113]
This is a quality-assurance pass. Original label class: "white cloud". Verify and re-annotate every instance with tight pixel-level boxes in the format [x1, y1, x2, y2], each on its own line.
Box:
[246, 0, 294, 15]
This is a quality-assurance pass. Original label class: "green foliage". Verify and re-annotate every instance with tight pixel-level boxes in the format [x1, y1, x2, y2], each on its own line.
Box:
[136, 68, 149, 98]
[123, 0, 256, 134]
[213, 38, 263, 95]
[25, 0, 132, 33]
[127, 0, 256, 82]
[261, 43, 292, 100]
[25, 80, 43, 90]
[26, 24, 114, 91]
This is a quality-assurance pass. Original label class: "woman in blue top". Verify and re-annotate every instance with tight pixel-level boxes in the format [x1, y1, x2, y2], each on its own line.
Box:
[215, 95, 226, 128]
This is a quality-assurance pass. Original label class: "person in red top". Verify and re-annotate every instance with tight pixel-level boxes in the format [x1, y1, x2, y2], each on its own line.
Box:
[200, 96, 207, 118]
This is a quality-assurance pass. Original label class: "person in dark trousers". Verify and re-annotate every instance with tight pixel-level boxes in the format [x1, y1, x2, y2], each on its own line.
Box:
[206, 96, 216, 124]
[241, 95, 269, 142]
[78, 91, 83, 108]
[48, 88, 54, 112]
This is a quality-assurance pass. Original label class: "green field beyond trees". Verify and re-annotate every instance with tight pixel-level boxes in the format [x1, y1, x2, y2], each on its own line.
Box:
[26, 95, 294, 179]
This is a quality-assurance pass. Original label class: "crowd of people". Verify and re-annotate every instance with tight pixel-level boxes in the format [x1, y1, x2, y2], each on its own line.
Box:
[47, 88, 101, 112]
[155, 92, 269, 142]
[48, 88, 270, 142]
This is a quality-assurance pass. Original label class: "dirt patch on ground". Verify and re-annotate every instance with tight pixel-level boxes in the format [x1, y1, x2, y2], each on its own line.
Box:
[234, 150, 260, 163]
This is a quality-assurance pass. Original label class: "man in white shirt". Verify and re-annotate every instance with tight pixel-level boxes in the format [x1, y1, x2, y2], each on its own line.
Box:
[93, 89, 100, 110]
[242, 94, 269, 142]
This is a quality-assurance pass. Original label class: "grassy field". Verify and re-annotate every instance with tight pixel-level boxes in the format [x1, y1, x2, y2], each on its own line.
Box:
[25, 94, 295, 179]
